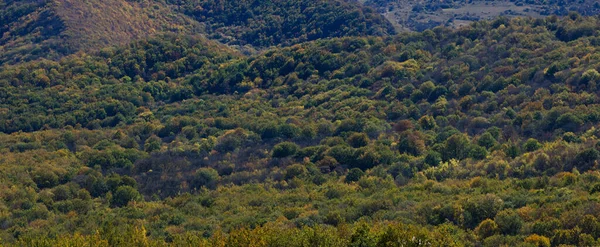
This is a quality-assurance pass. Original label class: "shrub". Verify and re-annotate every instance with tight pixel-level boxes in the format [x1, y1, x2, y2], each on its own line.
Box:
[533, 153, 551, 172]
[469, 145, 488, 160]
[192, 168, 220, 189]
[350, 224, 377, 247]
[590, 183, 600, 194]
[345, 168, 365, 183]
[562, 132, 581, 143]
[463, 194, 504, 229]
[31, 169, 59, 189]
[354, 147, 387, 170]
[215, 129, 249, 153]
[581, 69, 600, 86]
[475, 219, 499, 239]
[279, 124, 300, 139]
[551, 228, 580, 246]
[260, 122, 279, 139]
[524, 234, 551, 247]
[494, 209, 523, 235]
[284, 164, 307, 180]
[393, 120, 414, 133]
[531, 218, 562, 237]
[477, 132, 496, 149]
[418, 115, 436, 130]
[144, 135, 162, 152]
[347, 132, 370, 148]
[273, 142, 300, 158]
[424, 151, 442, 167]
[571, 148, 600, 172]
[53, 185, 75, 201]
[111, 186, 142, 207]
[398, 132, 425, 156]
[328, 145, 358, 165]
[442, 133, 470, 161]
[579, 215, 600, 238]
[523, 138, 542, 152]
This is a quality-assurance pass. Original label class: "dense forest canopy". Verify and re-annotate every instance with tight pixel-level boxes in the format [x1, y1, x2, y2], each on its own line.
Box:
[167, 0, 395, 47]
[3, 2, 600, 246]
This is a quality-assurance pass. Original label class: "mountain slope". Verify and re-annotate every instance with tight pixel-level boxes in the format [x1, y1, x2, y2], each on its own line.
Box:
[6, 3, 600, 246]
[0, 0, 203, 64]
[53, 0, 204, 53]
[169, 0, 396, 47]
[0, 0, 66, 63]
[0, 0, 395, 65]
[3, 15, 600, 245]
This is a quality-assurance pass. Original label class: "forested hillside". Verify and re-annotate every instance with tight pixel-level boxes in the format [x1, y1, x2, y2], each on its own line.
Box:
[0, 0, 393, 64]
[1, 13, 600, 246]
[166, 0, 395, 47]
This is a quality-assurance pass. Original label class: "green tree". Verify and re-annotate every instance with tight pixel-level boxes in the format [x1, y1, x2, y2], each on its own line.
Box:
[442, 133, 470, 161]
[424, 151, 442, 167]
[469, 145, 488, 160]
[192, 168, 220, 189]
[350, 223, 376, 247]
[504, 143, 520, 159]
[523, 138, 542, 152]
[418, 115, 436, 130]
[279, 124, 300, 139]
[398, 132, 425, 156]
[494, 209, 523, 235]
[475, 219, 499, 239]
[273, 142, 300, 158]
[31, 169, 59, 189]
[285, 164, 307, 180]
[347, 132, 370, 148]
[570, 148, 600, 171]
[556, 113, 583, 132]
[111, 186, 142, 207]
[214, 129, 249, 153]
[144, 135, 161, 152]
[579, 215, 600, 238]
[524, 234, 551, 247]
[477, 132, 496, 149]
[463, 194, 504, 228]
[345, 168, 365, 183]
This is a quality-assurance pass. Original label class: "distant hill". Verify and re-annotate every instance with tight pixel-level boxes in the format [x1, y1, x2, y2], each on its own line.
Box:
[362, 0, 600, 31]
[0, 0, 202, 64]
[0, 0, 395, 65]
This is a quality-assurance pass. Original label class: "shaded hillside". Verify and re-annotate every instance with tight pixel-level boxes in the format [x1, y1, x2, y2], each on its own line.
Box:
[168, 0, 396, 47]
[0, 0, 66, 63]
